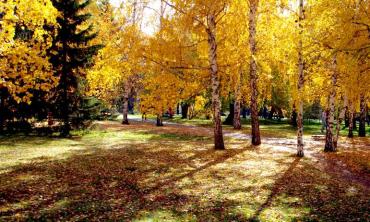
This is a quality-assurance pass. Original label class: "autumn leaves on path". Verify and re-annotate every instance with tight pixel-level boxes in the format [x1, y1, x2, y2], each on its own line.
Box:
[0, 121, 369, 221]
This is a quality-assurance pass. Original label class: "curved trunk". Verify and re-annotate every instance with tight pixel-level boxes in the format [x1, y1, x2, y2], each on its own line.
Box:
[359, 94, 366, 137]
[249, 0, 261, 146]
[207, 15, 224, 150]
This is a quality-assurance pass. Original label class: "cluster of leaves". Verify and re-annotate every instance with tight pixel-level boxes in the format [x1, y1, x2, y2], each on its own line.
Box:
[0, 0, 59, 103]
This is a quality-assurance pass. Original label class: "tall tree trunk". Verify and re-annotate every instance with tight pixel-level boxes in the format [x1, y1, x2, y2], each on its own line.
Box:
[233, 70, 242, 130]
[296, 0, 305, 157]
[359, 94, 366, 137]
[60, 35, 70, 137]
[207, 14, 225, 150]
[325, 55, 337, 152]
[249, 0, 261, 146]
[122, 80, 131, 125]
[348, 101, 354, 138]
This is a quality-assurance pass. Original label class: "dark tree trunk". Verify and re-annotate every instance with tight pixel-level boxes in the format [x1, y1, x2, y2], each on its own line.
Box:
[344, 109, 349, 127]
[60, 72, 70, 137]
[268, 105, 276, 120]
[249, 0, 261, 146]
[156, 114, 163, 127]
[242, 106, 247, 119]
[359, 94, 366, 137]
[181, 103, 189, 119]
[291, 105, 297, 127]
[223, 103, 234, 125]
[60, 37, 70, 137]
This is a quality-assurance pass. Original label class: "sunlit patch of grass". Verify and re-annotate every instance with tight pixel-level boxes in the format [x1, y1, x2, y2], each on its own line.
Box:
[41, 198, 70, 214]
[259, 204, 310, 222]
[134, 210, 197, 222]
[0, 200, 31, 214]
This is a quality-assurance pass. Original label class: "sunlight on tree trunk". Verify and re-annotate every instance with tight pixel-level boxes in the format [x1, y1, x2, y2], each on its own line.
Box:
[207, 14, 225, 150]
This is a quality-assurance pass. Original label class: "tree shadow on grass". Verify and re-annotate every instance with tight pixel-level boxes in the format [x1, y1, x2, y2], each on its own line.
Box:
[0, 140, 369, 221]
[0, 141, 255, 221]
[249, 157, 302, 221]
[249, 157, 369, 222]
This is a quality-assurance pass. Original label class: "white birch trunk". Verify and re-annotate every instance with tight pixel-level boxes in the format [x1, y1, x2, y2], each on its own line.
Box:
[207, 14, 225, 150]
[296, 0, 305, 157]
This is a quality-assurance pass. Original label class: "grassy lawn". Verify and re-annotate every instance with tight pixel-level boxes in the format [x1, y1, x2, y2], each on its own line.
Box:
[0, 120, 369, 221]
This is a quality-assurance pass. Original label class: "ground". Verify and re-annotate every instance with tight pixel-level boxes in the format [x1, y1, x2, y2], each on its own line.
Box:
[0, 116, 369, 221]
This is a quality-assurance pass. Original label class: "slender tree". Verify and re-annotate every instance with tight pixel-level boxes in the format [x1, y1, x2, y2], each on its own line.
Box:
[296, 0, 305, 157]
[207, 14, 225, 149]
